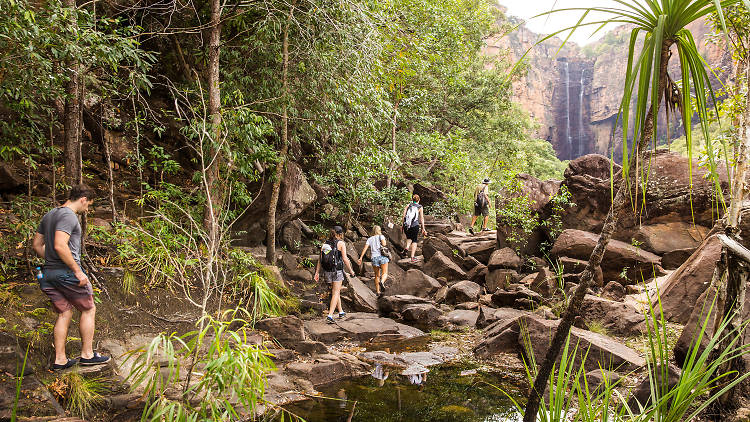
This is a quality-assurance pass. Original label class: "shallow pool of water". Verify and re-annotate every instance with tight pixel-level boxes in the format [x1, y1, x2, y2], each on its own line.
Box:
[282, 365, 525, 422]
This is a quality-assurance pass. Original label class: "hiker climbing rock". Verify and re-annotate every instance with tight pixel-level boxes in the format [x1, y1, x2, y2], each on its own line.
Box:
[314, 226, 356, 324]
[358, 225, 390, 296]
[402, 194, 427, 263]
[32, 184, 111, 370]
[469, 178, 492, 234]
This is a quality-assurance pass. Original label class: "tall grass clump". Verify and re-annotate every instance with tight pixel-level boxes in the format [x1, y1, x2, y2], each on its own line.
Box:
[49, 370, 106, 418]
[495, 288, 750, 421]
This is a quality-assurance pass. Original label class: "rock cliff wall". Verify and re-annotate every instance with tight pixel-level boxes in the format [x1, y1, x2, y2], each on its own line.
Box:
[485, 17, 733, 161]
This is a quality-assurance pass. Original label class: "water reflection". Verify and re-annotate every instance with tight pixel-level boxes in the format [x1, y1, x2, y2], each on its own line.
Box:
[283, 365, 524, 422]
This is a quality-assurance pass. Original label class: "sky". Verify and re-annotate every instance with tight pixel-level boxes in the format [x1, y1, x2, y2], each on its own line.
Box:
[496, 0, 623, 45]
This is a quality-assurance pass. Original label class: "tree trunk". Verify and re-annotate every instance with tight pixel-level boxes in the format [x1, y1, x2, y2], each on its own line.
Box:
[266, 2, 294, 265]
[63, 0, 81, 186]
[203, 0, 222, 243]
[522, 41, 673, 422]
[386, 98, 399, 189]
[712, 55, 750, 411]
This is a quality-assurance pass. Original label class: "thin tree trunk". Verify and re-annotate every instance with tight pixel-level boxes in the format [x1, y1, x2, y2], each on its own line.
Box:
[522, 41, 672, 422]
[63, 0, 81, 187]
[203, 0, 222, 243]
[386, 98, 399, 189]
[266, 2, 295, 265]
[713, 56, 750, 410]
[103, 129, 118, 223]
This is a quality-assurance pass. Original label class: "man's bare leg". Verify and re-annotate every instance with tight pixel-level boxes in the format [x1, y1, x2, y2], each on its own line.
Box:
[79, 306, 96, 359]
[54, 309, 73, 365]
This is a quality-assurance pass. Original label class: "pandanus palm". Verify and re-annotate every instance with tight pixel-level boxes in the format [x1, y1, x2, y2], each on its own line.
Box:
[520, 1, 739, 421]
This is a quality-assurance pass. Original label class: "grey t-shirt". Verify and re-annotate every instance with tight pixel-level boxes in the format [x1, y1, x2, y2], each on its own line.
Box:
[37, 207, 81, 270]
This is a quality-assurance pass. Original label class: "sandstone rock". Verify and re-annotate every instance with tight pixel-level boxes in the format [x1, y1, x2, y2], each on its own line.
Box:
[423, 215, 454, 234]
[625, 364, 681, 412]
[455, 302, 479, 310]
[491, 285, 543, 309]
[463, 239, 497, 263]
[530, 268, 558, 297]
[434, 285, 448, 304]
[255, 315, 306, 347]
[632, 222, 708, 255]
[293, 341, 329, 356]
[581, 295, 647, 336]
[346, 276, 378, 312]
[488, 248, 522, 271]
[285, 353, 364, 386]
[281, 221, 303, 253]
[424, 251, 467, 281]
[401, 303, 443, 326]
[583, 369, 622, 396]
[658, 234, 720, 324]
[422, 236, 456, 262]
[602, 281, 626, 301]
[446, 280, 481, 304]
[473, 312, 531, 357]
[557, 256, 588, 273]
[397, 257, 424, 271]
[466, 263, 489, 284]
[383, 269, 441, 298]
[378, 295, 435, 316]
[304, 312, 424, 343]
[412, 183, 446, 207]
[662, 248, 697, 270]
[551, 229, 664, 283]
[235, 161, 316, 241]
[440, 309, 479, 328]
[519, 272, 538, 285]
[485, 269, 520, 292]
[0, 163, 23, 193]
[521, 315, 645, 373]
[285, 269, 313, 282]
[476, 306, 529, 329]
[383, 220, 408, 250]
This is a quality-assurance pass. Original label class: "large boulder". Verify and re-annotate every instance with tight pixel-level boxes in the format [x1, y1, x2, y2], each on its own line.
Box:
[491, 285, 543, 309]
[383, 220, 408, 251]
[401, 303, 443, 326]
[545, 152, 728, 252]
[345, 276, 378, 312]
[520, 315, 645, 373]
[631, 222, 709, 256]
[440, 309, 479, 329]
[446, 280, 481, 304]
[423, 215, 455, 234]
[383, 269, 441, 298]
[658, 234, 721, 324]
[235, 161, 317, 244]
[530, 268, 559, 298]
[580, 295, 647, 336]
[378, 295, 436, 316]
[551, 229, 663, 283]
[412, 183, 446, 207]
[0, 163, 24, 193]
[476, 307, 530, 329]
[487, 248, 522, 271]
[485, 269, 520, 292]
[424, 251, 467, 281]
[281, 220, 303, 253]
[422, 236, 456, 262]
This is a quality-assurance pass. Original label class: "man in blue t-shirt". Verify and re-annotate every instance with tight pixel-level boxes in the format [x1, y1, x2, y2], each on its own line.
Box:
[33, 184, 110, 370]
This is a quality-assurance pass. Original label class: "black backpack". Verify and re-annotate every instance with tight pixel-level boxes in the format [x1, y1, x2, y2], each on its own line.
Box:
[320, 239, 341, 272]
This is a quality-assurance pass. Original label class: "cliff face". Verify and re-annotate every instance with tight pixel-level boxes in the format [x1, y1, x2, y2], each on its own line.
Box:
[486, 17, 733, 160]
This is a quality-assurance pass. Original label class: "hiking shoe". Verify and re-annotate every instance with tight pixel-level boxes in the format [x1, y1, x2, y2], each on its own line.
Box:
[78, 352, 111, 366]
[468, 228, 475, 235]
[482, 227, 491, 232]
[338, 311, 347, 319]
[326, 315, 335, 324]
[51, 358, 77, 371]
[378, 281, 385, 292]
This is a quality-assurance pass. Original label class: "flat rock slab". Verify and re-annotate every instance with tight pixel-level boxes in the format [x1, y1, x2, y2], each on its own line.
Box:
[359, 345, 459, 370]
[304, 312, 424, 344]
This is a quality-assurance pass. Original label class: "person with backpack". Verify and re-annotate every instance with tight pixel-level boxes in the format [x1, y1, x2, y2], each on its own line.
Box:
[357, 225, 390, 296]
[314, 226, 356, 324]
[402, 194, 427, 263]
[469, 178, 492, 234]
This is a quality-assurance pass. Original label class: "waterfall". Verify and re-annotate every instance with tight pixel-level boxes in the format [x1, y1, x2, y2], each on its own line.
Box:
[578, 69, 585, 157]
[565, 61, 572, 158]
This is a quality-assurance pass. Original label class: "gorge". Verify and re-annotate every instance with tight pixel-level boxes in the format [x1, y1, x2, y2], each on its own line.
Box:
[485, 13, 733, 161]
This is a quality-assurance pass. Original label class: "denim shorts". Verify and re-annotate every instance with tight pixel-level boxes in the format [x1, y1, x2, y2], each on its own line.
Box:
[372, 255, 390, 267]
[324, 270, 345, 283]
